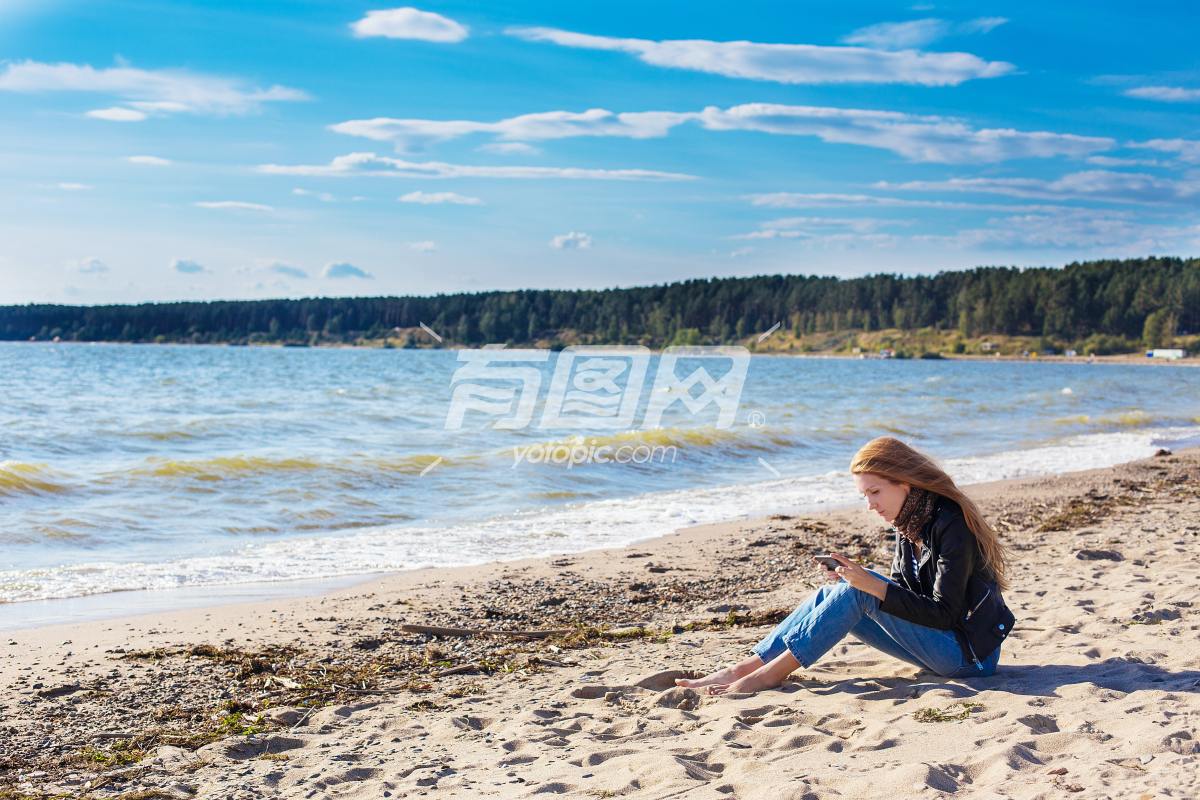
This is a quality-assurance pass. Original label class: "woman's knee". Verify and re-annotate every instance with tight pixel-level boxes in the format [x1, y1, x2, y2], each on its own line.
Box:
[812, 582, 835, 601]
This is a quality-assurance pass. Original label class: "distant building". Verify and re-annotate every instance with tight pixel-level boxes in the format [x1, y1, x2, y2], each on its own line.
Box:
[1065, 349, 1077, 358]
[879, 348, 895, 359]
[1147, 348, 1186, 360]
[980, 341, 996, 352]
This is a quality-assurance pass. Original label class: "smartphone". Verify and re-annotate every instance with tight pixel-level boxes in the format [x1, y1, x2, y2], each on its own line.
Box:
[813, 555, 841, 570]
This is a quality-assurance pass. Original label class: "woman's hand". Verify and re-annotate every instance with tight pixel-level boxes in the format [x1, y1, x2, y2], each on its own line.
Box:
[815, 559, 840, 584]
[828, 552, 888, 601]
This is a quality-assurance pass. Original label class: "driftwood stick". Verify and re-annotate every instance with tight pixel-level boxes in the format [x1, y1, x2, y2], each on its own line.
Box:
[529, 657, 572, 668]
[330, 683, 387, 695]
[401, 623, 570, 639]
[289, 704, 320, 731]
[435, 663, 482, 677]
[89, 732, 138, 740]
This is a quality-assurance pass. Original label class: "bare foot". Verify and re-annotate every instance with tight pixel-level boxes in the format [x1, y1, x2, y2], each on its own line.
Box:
[675, 661, 758, 689]
[705, 671, 777, 696]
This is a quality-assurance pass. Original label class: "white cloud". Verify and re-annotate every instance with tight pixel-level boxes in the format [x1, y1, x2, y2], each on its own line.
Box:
[696, 104, 1112, 163]
[478, 142, 541, 156]
[195, 200, 275, 212]
[744, 191, 1071, 213]
[1124, 86, 1200, 103]
[351, 7, 468, 42]
[57, 182, 92, 190]
[1084, 155, 1165, 168]
[734, 216, 905, 239]
[267, 262, 308, 279]
[76, 257, 109, 274]
[843, 19, 948, 49]
[292, 187, 336, 202]
[86, 106, 146, 121]
[1130, 138, 1200, 164]
[960, 17, 1009, 34]
[127, 155, 171, 166]
[0, 60, 307, 119]
[724, 207, 1199, 254]
[398, 190, 482, 205]
[876, 170, 1200, 203]
[843, 17, 1007, 50]
[330, 109, 691, 152]
[729, 246, 754, 258]
[550, 231, 592, 249]
[257, 152, 695, 181]
[771, 216, 901, 232]
[172, 258, 206, 274]
[332, 104, 1112, 164]
[323, 262, 373, 279]
[936, 208, 1199, 250]
[729, 230, 906, 250]
[505, 26, 1014, 86]
[408, 240, 437, 252]
[736, 229, 809, 240]
[749, 192, 961, 209]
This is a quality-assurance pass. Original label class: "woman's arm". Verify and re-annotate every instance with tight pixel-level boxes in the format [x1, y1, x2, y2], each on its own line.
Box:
[827, 553, 889, 601]
[877, 517, 976, 629]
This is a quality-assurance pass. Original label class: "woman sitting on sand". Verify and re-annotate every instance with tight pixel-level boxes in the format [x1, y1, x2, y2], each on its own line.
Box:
[678, 436, 1013, 696]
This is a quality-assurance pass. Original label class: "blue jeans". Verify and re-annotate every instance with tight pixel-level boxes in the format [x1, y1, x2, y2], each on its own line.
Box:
[752, 570, 1001, 678]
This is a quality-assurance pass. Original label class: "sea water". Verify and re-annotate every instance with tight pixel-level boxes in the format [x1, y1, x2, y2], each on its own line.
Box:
[1, 342, 1196, 615]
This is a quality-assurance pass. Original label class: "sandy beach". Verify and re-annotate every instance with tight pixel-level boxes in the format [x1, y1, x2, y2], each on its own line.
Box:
[3, 449, 1198, 799]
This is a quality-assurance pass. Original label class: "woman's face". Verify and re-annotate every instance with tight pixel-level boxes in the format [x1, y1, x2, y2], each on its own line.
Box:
[854, 472, 910, 524]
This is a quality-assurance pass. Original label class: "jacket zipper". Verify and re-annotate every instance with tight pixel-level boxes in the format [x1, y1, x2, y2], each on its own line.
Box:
[964, 636, 983, 671]
[963, 588, 991, 671]
[964, 588, 991, 621]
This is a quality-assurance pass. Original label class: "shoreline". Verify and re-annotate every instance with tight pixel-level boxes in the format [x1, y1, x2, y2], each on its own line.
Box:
[7, 430, 1198, 630]
[0, 574, 377, 634]
[3, 447, 1199, 797]
[8, 338, 1199, 367]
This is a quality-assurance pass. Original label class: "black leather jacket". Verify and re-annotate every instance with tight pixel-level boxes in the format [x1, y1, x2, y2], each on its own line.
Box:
[878, 497, 985, 629]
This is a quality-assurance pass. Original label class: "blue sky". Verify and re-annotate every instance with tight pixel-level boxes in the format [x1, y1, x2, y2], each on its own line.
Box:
[1, 1, 1198, 304]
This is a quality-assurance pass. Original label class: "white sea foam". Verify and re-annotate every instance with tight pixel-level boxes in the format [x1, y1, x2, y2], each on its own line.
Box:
[3, 425, 1196, 604]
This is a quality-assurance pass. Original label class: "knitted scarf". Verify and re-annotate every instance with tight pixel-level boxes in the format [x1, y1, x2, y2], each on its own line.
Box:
[893, 487, 937, 546]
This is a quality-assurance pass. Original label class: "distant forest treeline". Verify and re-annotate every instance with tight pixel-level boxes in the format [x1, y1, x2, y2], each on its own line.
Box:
[2, 257, 1197, 353]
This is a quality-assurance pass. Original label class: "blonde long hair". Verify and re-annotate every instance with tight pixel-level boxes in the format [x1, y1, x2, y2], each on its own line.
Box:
[850, 437, 1009, 591]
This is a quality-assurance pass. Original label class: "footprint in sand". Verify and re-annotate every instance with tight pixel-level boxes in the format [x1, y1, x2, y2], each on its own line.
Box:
[673, 752, 725, 781]
[655, 687, 702, 710]
[571, 748, 640, 767]
[450, 715, 492, 731]
[635, 669, 696, 691]
[1017, 713, 1059, 734]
